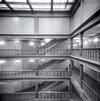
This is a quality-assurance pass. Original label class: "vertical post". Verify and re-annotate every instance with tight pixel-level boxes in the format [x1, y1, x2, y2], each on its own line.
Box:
[80, 64, 83, 88]
[70, 38, 73, 55]
[35, 84, 38, 98]
[80, 32, 84, 56]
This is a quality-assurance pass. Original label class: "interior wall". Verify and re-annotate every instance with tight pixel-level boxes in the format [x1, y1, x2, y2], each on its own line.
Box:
[0, 16, 70, 35]
[71, 0, 100, 32]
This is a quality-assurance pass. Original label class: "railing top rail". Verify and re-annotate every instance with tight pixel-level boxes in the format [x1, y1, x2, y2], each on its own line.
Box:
[82, 80, 100, 99]
[0, 70, 71, 72]
[0, 49, 69, 51]
[1, 92, 71, 95]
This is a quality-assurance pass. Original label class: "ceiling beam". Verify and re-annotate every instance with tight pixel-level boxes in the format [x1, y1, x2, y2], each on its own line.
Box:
[0, 34, 70, 39]
[51, 0, 53, 13]
[27, 0, 34, 12]
[2, 0, 13, 11]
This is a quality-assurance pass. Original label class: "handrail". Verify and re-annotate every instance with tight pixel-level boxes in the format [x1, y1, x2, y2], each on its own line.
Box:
[72, 72, 100, 101]
[0, 70, 71, 79]
[82, 80, 100, 99]
[1, 92, 72, 100]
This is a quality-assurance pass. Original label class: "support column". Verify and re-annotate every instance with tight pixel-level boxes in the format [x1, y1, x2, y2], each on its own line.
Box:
[35, 84, 38, 98]
[70, 38, 73, 55]
[80, 32, 84, 56]
[79, 32, 84, 88]
[80, 64, 83, 88]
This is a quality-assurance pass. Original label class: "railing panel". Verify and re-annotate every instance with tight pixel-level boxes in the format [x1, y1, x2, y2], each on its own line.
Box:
[72, 48, 100, 63]
[0, 49, 70, 56]
[0, 70, 71, 79]
[72, 73, 100, 101]
[1, 92, 71, 101]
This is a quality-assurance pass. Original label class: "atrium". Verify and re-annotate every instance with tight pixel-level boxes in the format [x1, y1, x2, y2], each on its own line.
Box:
[0, 0, 100, 101]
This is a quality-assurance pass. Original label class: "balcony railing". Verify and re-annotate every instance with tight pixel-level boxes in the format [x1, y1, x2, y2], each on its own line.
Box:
[0, 49, 70, 56]
[72, 72, 100, 101]
[1, 92, 71, 101]
[72, 48, 100, 62]
[0, 70, 71, 79]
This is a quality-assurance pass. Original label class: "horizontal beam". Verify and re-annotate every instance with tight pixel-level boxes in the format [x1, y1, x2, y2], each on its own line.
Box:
[0, 56, 69, 59]
[0, 34, 70, 39]
[70, 56, 100, 72]
[0, 77, 70, 81]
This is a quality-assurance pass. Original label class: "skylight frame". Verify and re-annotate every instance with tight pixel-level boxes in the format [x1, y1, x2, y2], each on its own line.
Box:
[6, 0, 27, 3]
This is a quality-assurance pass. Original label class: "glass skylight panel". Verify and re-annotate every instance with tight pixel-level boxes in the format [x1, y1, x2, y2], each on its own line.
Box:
[66, 4, 72, 10]
[54, 0, 68, 3]
[10, 4, 30, 10]
[6, 0, 26, 2]
[0, 4, 10, 10]
[32, 4, 50, 11]
[68, 0, 74, 2]
[29, 0, 51, 3]
[53, 4, 65, 9]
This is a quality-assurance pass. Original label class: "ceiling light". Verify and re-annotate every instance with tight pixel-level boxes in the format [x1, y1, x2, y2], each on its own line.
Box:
[73, 44, 77, 47]
[75, 40, 80, 43]
[14, 39, 20, 43]
[42, 59, 45, 62]
[88, 39, 92, 42]
[29, 41, 35, 46]
[44, 39, 51, 43]
[28, 59, 34, 62]
[66, 4, 72, 10]
[0, 60, 6, 64]
[14, 59, 21, 63]
[84, 41, 88, 45]
[0, 41, 5, 45]
[93, 38, 99, 43]
[41, 43, 45, 46]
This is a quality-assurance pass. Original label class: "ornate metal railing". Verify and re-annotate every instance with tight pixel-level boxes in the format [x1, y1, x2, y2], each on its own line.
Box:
[1, 92, 71, 100]
[72, 72, 100, 101]
[72, 48, 100, 62]
[0, 49, 70, 56]
[0, 70, 71, 79]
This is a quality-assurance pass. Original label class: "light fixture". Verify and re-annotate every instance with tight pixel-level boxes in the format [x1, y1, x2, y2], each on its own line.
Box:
[73, 44, 77, 47]
[29, 41, 35, 46]
[0, 41, 5, 45]
[88, 39, 92, 42]
[28, 59, 34, 62]
[93, 38, 99, 43]
[84, 41, 88, 45]
[14, 39, 20, 43]
[0, 60, 5, 64]
[75, 40, 80, 43]
[41, 42, 45, 46]
[42, 59, 45, 62]
[44, 39, 51, 43]
[14, 17, 19, 21]
[14, 59, 21, 63]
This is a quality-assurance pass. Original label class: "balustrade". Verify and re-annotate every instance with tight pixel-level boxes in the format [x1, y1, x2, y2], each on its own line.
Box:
[1, 92, 71, 100]
[72, 48, 100, 62]
[0, 70, 71, 79]
[72, 72, 100, 101]
[0, 49, 70, 56]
